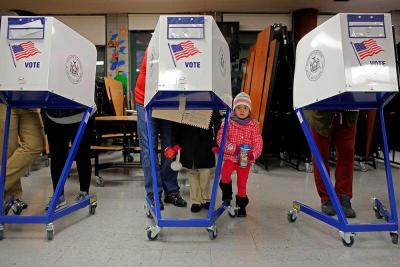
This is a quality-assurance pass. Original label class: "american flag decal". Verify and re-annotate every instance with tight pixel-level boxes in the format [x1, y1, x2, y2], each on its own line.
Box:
[170, 41, 200, 61]
[353, 39, 384, 60]
[11, 41, 40, 61]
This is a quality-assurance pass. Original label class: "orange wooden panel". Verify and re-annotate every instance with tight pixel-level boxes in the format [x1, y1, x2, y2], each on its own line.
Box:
[104, 77, 124, 116]
[242, 45, 256, 95]
[259, 39, 278, 132]
[249, 27, 271, 122]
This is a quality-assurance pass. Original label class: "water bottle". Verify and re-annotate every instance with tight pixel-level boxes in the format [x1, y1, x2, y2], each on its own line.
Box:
[239, 144, 251, 168]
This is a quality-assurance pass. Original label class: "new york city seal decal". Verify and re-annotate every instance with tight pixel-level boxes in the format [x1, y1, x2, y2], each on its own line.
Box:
[305, 50, 325, 81]
[65, 55, 83, 84]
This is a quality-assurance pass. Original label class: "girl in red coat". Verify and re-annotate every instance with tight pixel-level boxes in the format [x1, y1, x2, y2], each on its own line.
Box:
[217, 92, 263, 217]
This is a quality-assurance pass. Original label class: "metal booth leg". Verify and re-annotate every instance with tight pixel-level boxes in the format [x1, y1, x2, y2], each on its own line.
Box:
[288, 108, 355, 245]
[144, 107, 161, 240]
[142, 106, 232, 241]
[288, 108, 399, 246]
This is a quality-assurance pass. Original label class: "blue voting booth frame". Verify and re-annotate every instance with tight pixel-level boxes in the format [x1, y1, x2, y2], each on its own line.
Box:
[289, 91, 399, 246]
[143, 91, 231, 240]
[0, 91, 97, 240]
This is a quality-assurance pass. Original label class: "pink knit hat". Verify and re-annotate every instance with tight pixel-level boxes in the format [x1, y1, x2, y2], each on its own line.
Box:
[233, 92, 252, 111]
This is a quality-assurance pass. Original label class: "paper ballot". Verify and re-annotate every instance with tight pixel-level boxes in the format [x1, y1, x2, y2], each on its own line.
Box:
[152, 109, 213, 130]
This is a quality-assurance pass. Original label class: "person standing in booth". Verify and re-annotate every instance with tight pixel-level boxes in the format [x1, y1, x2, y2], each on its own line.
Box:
[169, 112, 221, 213]
[0, 104, 45, 214]
[44, 109, 94, 209]
[304, 110, 358, 218]
[134, 49, 187, 209]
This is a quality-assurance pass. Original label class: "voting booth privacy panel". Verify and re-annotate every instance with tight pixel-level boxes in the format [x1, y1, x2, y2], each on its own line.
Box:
[0, 16, 97, 240]
[289, 13, 399, 247]
[293, 13, 398, 110]
[0, 16, 96, 108]
[143, 15, 233, 241]
[145, 15, 232, 109]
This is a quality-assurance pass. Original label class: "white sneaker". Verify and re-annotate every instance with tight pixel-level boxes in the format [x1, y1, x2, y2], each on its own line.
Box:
[45, 195, 67, 211]
[75, 191, 88, 201]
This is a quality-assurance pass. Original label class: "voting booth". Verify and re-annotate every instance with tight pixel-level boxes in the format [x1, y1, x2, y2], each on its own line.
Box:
[143, 15, 232, 240]
[289, 13, 399, 246]
[0, 16, 97, 240]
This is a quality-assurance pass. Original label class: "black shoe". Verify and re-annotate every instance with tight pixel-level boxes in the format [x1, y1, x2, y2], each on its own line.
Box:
[236, 195, 249, 217]
[321, 200, 336, 216]
[149, 193, 165, 210]
[219, 181, 233, 203]
[237, 206, 247, 217]
[190, 204, 202, 213]
[3, 201, 12, 215]
[15, 199, 28, 210]
[164, 192, 187, 207]
[339, 195, 356, 218]
[202, 202, 210, 210]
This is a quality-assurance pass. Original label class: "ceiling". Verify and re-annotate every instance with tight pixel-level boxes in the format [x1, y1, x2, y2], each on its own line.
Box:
[0, 0, 399, 15]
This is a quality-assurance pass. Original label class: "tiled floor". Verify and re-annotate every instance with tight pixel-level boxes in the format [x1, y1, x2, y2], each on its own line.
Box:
[1, 155, 400, 267]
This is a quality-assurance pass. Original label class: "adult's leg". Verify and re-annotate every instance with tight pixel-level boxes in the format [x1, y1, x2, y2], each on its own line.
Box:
[159, 119, 179, 195]
[198, 168, 212, 203]
[136, 104, 162, 196]
[189, 169, 201, 204]
[332, 121, 356, 198]
[47, 119, 69, 195]
[310, 127, 331, 202]
[73, 118, 93, 193]
[0, 105, 19, 199]
[5, 108, 44, 199]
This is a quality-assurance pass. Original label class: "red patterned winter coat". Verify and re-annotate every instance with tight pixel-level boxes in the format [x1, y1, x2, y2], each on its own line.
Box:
[217, 118, 263, 163]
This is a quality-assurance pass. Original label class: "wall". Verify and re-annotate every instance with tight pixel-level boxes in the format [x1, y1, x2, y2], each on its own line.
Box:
[55, 15, 106, 45]
[106, 14, 129, 95]
[223, 13, 292, 31]
[392, 11, 400, 44]
[128, 14, 160, 30]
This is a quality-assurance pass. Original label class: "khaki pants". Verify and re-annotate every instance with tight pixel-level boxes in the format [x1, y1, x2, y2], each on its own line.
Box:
[189, 168, 213, 204]
[0, 104, 44, 199]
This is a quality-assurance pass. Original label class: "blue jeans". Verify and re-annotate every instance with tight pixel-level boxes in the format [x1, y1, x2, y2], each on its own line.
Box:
[136, 104, 180, 196]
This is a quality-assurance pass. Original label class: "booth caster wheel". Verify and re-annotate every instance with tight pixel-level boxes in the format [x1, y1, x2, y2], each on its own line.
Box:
[339, 231, 355, 247]
[228, 206, 237, 218]
[89, 202, 97, 215]
[373, 205, 383, 219]
[144, 203, 153, 218]
[207, 225, 218, 240]
[46, 223, 55, 241]
[145, 225, 160, 241]
[0, 224, 4, 240]
[95, 176, 104, 187]
[287, 209, 298, 223]
[390, 232, 398, 244]
[372, 198, 389, 221]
